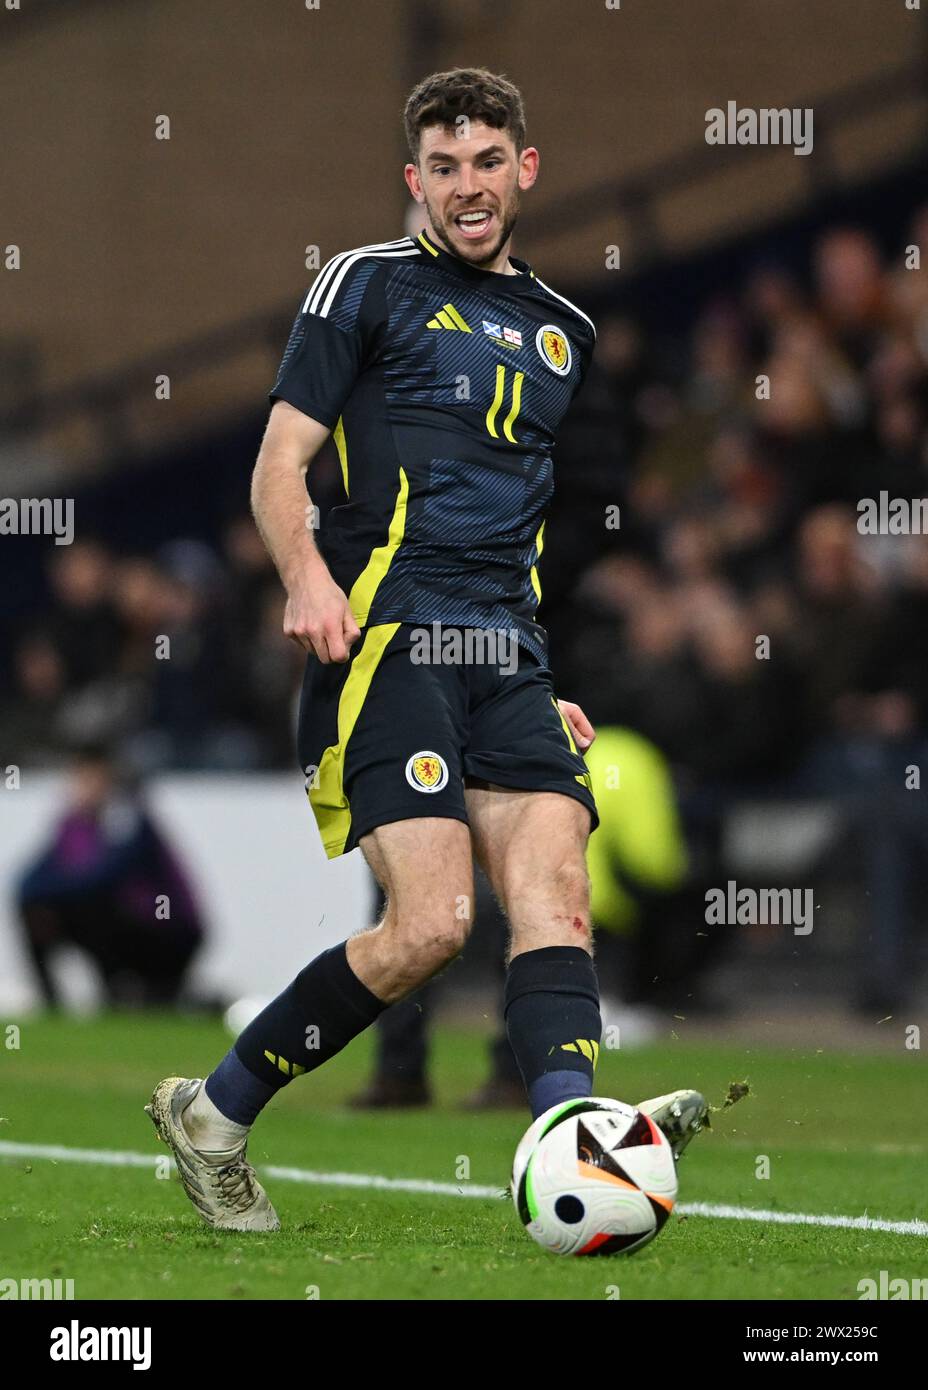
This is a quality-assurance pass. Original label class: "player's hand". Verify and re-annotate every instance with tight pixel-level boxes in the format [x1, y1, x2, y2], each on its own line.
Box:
[557, 699, 596, 752]
[283, 574, 361, 663]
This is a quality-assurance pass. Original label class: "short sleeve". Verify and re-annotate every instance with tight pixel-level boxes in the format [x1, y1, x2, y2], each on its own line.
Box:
[268, 254, 384, 428]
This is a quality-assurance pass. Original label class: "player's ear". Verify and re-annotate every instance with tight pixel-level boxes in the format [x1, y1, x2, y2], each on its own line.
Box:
[518, 146, 540, 191]
[404, 163, 426, 203]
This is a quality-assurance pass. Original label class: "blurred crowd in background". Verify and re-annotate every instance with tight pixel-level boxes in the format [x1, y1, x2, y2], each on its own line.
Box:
[2, 519, 301, 773]
[549, 212, 928, 783]
[5, 212, 928, 790]
[4, 208, 928, 1021]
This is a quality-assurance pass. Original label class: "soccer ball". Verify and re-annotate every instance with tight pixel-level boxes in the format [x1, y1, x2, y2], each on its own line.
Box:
[511, 1097, 678, 1256]
[222, 997, 267, 1038]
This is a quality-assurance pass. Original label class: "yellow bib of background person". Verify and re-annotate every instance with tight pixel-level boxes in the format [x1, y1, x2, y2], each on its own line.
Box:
[584, 727, 688, 934]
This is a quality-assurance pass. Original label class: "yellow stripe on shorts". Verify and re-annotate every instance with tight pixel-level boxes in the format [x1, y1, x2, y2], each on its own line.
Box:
[309, 623, 401, 859]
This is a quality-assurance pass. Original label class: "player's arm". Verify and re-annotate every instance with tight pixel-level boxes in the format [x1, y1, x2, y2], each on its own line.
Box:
[251, 399, 360, 664]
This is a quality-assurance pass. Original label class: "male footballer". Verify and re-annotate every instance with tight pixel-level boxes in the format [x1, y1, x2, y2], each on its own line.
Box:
[146, 68, 706, 1230]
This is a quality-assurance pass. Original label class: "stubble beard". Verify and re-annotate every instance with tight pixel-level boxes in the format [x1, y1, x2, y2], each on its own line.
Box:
[425, 190, 521, 270]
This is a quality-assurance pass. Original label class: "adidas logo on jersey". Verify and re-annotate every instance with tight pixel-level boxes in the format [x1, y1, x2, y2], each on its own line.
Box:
[426, 303, 472, 332]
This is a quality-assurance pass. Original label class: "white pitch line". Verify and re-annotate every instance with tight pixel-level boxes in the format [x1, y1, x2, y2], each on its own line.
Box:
[0, 1140, 501, 1199]
[1, 1141, 926, 1238]
[678, 1201, 928, 1238]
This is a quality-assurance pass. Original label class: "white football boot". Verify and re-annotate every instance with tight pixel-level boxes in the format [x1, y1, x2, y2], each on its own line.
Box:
[637, 1089, 709, 1160]
[145, 1076, 280, 1232]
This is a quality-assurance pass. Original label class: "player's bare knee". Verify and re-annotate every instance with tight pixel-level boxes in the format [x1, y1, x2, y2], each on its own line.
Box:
[509, 857, 589, 914]
[559, 861, 592, 915]
[403, 915, 471, 968]
[379, 890, 471, 969]
[556, 867, 593, 945]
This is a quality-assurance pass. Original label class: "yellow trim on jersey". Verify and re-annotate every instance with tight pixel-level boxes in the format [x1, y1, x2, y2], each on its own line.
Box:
[486, 364, 506, 437]
[530, 520, 546, 604]
[347, 467, 409, 625]
[333, 416, 349, 495]
[417, 231, 439, 257]
[487, 365, 524, 441]
[310, 622, 401, 858]
[502, 369, 524, 442]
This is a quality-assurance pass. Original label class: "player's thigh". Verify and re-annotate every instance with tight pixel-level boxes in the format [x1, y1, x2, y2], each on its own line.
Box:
[360, 815, 475, 955]
[300, 623, 470, 859]
[465, 784, 592, 955]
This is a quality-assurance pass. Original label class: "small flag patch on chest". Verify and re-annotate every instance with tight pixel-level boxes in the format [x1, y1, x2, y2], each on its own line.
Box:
[483, 320, 523, 349]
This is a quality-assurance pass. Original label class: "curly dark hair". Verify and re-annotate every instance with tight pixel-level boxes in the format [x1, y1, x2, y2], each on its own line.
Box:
[403, 67, 526, 162]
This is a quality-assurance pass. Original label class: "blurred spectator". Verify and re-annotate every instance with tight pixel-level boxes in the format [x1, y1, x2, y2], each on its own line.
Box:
[127, 540, 261, 771]
[2, 636, 70, 765]
[45, 540, 123, 691]
[814, 227, 889, 369]
[17, 745, 206, 1008]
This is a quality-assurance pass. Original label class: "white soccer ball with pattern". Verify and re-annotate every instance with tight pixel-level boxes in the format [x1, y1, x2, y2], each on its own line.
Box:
[511, 1097, 678, 1256]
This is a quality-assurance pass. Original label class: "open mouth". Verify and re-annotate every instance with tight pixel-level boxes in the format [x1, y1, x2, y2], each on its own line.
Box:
[454, 209, 494, 240]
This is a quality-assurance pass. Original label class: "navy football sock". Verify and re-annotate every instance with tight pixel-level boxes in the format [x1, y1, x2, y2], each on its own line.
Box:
[205, 942, 386, 1126]
[504, 946, 602, 1119]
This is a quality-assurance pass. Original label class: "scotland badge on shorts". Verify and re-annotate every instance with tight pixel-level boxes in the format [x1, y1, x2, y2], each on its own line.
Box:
[405, 751, 449, 794]
[536, 324, 572, 376]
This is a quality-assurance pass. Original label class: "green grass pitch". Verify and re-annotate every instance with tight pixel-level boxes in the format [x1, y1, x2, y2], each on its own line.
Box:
[1, 1013, 924, 1300]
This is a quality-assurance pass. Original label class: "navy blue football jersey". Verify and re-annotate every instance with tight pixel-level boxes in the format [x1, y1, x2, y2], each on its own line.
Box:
[269, 229, 596, 664]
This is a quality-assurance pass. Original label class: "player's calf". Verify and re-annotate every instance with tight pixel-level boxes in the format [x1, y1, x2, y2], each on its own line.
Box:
[504, 944, 602, 1118]
[351, 816, 476, 1001]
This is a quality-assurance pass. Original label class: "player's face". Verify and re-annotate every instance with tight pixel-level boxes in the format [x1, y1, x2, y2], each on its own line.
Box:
[405, 121, 539, 271]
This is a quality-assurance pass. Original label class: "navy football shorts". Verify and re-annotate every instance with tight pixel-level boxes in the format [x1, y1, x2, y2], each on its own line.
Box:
[296, 622, 598, 859]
